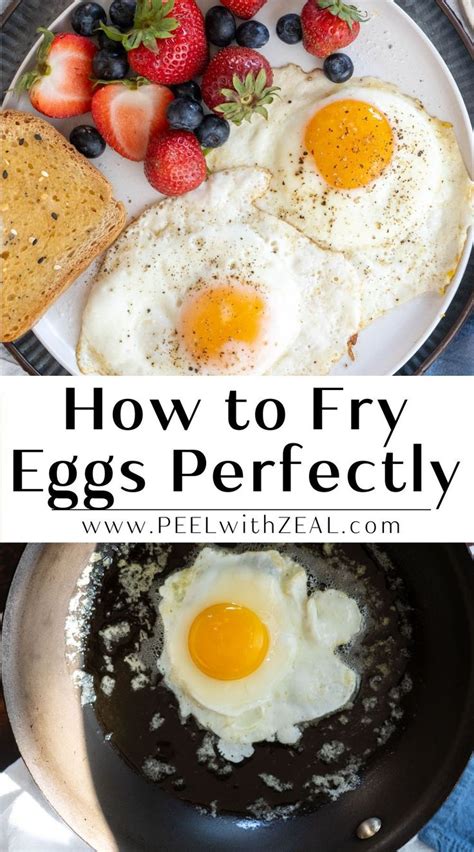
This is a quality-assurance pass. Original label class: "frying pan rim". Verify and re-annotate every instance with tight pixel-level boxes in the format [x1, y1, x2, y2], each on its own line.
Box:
[2, 542, 474, 852]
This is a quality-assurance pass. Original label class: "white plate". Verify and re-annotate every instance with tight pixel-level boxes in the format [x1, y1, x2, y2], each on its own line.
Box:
[4, 0, 472, 375]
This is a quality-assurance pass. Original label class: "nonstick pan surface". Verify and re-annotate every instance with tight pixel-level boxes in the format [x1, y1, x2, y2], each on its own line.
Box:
[2, 543, 474, 852]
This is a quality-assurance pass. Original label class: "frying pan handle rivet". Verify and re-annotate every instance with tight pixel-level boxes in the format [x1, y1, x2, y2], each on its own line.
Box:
[356, 818, 382, 839]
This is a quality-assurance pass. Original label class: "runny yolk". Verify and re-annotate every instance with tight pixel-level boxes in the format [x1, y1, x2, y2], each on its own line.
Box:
[180, 284, 266, 367]
[188, 602, 270, 680]
[304, 99, 394, 189]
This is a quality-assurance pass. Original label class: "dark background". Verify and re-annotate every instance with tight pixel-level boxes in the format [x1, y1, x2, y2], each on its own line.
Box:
[0, 544, 25, 769]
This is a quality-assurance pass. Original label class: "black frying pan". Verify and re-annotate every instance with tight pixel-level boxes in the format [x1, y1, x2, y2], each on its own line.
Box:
[3, 543, 474, 851]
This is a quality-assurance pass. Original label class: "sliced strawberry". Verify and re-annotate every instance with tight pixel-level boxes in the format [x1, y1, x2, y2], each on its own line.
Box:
[145, 129, 206, 196]
[91, 80, 174, 161]
[18, 29, 96, 118]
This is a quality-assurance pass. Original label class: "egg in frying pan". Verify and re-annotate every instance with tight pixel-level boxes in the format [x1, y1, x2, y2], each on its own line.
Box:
[157, 548, 362, 762]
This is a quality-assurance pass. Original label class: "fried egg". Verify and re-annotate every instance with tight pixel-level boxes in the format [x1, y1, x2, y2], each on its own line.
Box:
[208, 66, 472, 322]
[157, 548, 362, 762]
[77, 167, 361, 375]
[208, 65, 471, 254]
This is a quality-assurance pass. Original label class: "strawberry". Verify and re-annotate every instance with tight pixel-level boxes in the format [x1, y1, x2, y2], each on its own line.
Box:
[220, 0, 267, 21]
[17, 28, 96, 118]
[301, 0, 368, 58]
[92, 79, 173, 161]
[201, 46, 279, 125]
[144, 129, 206, 195]
[100, 0, 208, 86]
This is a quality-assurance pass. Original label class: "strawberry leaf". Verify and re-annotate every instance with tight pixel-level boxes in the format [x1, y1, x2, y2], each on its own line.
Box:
[316, 0, 369, 27]
[36, 28, 55, 66]
[99, 0, 179, 53]
[143, 29, 161, 51]
[232, 75, 246, 97]
[254, 68, 266, 95]
[157, 17, 180, 30]
[217, 72, 280, 125]
[15, 27, 55, 93]
[99, 23, 124, 42]
[14, 70, 40, 93]
[92, 76, 150, 89]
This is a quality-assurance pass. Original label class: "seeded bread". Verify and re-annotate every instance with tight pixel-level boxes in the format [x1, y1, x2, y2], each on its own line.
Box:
[1, 110, 126, 342]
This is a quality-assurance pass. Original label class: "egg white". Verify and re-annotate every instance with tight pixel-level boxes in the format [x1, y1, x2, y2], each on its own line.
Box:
[208, 66, 471, 250]
[208, 66, 472, 325]
[77, 167, 361, 376]
[157, 548, 362, 762]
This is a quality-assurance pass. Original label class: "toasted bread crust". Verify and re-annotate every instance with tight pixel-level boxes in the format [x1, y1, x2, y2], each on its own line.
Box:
[1, 110, 126, 342]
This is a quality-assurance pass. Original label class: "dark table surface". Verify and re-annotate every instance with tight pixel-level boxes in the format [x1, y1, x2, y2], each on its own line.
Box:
[0, 545, 25, 770]
[425, 312, 473, 376]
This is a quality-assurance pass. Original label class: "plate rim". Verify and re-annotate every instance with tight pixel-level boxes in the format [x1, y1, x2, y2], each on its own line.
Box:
[2, 0, 473, 376]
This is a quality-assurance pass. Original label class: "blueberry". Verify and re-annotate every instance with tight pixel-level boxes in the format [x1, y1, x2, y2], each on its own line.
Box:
[97, 30, 127, 55]
[171, 81, 202, 102]
[236, 20, 269, 48]
[71, 3, 106, 37]
[276, 13, 302, 44]
[92, 48, 129, 79]
[70, 125, 106, 158]
[167, 96, 204, 131]
[205, 6, 236, 47]
[195, 115, 230, 148]
[109, 0, 136, 31]
[323, 52, 354, 83]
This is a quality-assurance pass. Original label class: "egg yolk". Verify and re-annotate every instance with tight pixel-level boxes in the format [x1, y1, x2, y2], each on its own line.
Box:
[180, 284, 266, 367]
[305, 99, 394, 189]
[188, 602, 270, 680]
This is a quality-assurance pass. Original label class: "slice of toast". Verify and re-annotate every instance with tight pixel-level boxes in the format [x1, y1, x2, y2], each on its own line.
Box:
[1, 110, 126, 342]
